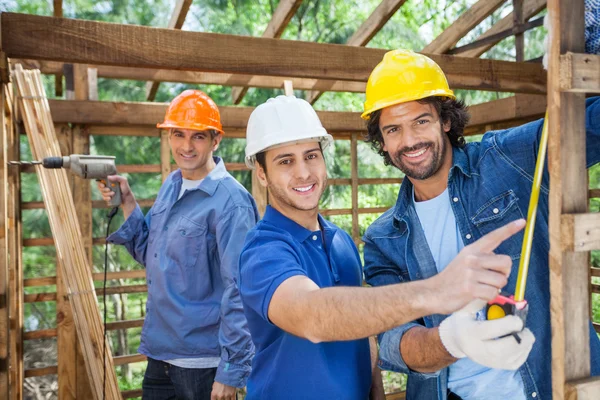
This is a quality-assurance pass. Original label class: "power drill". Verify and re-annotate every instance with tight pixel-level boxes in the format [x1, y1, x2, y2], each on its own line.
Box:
[9, 154, 121, 208]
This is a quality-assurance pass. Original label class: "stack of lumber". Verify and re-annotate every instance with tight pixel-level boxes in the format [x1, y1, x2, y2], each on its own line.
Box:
[13, 64, 120, 400]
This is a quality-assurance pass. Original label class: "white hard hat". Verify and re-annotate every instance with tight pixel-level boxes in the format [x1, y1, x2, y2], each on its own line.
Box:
[245, 95, 334, 169]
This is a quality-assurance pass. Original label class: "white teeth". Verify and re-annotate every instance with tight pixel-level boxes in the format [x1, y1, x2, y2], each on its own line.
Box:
[181, 154, 195, 159]
[404, 148, 427, 158]
[294, 184, 314, 192]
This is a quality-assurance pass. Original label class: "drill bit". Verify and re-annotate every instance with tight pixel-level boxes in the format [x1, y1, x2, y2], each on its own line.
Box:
[7, 160, 42, 166]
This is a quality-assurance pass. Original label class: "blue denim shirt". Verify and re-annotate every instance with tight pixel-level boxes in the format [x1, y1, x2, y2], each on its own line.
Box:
[364, 98, 600, 400]
[108, 157, 258, 388]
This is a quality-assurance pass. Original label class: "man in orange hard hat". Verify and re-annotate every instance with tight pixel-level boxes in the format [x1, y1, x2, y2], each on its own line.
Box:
[362, 50, 600, 400]
[97, 90, 258, 400]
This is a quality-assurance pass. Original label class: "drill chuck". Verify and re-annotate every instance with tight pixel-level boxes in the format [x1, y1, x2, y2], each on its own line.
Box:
[42, 157, 65, 169]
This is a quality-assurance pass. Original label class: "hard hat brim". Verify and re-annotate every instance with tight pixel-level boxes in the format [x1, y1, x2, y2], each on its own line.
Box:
[361, 90, 456, 120]
[157, 121, 224, 135]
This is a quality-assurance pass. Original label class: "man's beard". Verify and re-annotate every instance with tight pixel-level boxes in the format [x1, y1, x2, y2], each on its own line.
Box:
[267, 176, 327, 212]
[389, 129, 447, 180]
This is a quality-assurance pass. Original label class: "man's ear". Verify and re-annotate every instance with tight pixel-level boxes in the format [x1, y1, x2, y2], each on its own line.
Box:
[255, 163, 269, 188]
[442, 119, 451, 133]
[212, 134, 223, 152]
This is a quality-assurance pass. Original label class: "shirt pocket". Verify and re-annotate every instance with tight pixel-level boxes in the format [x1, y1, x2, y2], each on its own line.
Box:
[470, 190, 525, 260]
[149, 201, 168, 237]
[171, 215, 208, 269]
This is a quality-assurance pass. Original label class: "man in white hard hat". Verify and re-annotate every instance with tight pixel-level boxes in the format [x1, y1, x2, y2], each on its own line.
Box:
[238, 95, 534, 399]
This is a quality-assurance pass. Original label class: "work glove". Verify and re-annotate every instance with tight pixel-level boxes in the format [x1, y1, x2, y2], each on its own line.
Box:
[438, 299, 535, 370]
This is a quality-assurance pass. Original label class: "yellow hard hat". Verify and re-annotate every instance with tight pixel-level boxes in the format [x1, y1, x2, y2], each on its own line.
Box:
[361, 49, 455, 120]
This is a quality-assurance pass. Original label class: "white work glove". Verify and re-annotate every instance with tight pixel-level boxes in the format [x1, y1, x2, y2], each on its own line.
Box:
[438, 299, 535, 370]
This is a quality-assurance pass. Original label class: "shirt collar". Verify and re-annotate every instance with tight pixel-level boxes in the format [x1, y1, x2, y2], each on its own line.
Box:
[263, 205, 333, 242]
[172, 156, 228, 196]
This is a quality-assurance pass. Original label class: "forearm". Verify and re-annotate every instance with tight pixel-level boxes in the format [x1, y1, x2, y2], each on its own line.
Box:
[400, 326, 456, 373]
[288, 280, 438, 342]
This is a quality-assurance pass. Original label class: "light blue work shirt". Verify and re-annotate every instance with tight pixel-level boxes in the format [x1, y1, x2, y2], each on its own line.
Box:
[108, 157, 258, 388]
[414, 187, 525, 399]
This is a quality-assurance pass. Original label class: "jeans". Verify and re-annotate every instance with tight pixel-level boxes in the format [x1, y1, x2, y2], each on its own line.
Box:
[142, 358, 217, 400]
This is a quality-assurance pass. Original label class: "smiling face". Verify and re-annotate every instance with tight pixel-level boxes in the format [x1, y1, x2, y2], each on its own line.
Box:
[169, 128, 222, 180]
[256, 141, 327, 227]
[379, 101, 452, 182]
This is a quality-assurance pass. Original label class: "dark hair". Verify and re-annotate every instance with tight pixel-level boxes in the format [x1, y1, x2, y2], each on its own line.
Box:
[364, 96, 469, 166]
[255, 151, 267, 173]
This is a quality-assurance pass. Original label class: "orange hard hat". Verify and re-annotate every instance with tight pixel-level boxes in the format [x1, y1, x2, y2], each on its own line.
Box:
[157, 89, 224, 134]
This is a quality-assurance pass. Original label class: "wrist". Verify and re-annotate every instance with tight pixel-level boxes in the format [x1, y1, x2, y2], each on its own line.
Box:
[438, 317, 465, 359]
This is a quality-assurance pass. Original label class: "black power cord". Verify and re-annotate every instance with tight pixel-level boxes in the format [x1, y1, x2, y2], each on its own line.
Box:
[104, 206, 119, 400]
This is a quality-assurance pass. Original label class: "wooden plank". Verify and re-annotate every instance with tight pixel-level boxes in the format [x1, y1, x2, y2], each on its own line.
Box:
[25, 354, 147, 379]
[24, 285, 148, 304]
[0, 84, 9, 400]
[231, 0, 303, 103]
[53, 0, 63, 97]
[122, 389, 143, 399]
[114, 354, 146, 366]
[46, 99, 367, 132]
[351, 134, 359, 243]
[15, 59, 368, 94]
[590, 189, 600, 199]
[457, 0, 546, 58]
[306, 0, 408, 104]
[146, 0, 193, 101]
[24, 318, 144, 341]
[56, 113, 77, 400]
[565, 376, 600, 400]
[423, 0, 507, 54]
[6, 83, 23, 400]
[24, 366, 57, 378]
[546, 1, 589, 398]
[160, 131, 170, 182]
[15, 66, 120, 399]
[385, 391, 406, 400]
[466, 94, 546, 128]
[24, 269, 146, 287]
[561, 213, 600, 252]
[21, 162, 247, 175]
[560, 52, 600, 93]
[1, 13, 547, 94]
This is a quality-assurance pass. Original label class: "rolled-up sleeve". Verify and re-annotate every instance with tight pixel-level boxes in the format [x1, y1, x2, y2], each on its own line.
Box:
[214, 206, 258, 388]
[107, 204, 150, 266]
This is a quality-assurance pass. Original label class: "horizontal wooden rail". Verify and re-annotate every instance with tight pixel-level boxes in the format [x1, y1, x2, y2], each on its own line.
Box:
[1, 13, 546, 93]
[560, 52, 600, 93]
[24, 318, 145, 341]
[19, 163, 249, 174]
[561, 213, 600, 252]
[24, 270, 146, 287]
[25, 354, 147, 378]
[122, 389, 144, 399]
[24, 284, 148, 303]
[566, 376, 600, 399]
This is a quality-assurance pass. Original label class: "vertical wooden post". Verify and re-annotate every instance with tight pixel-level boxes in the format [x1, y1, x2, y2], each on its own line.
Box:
[53, 0, 63, 97]
[513, 0, 524, 62]
[351, 134, 359, 245]
[7, 83, 23, 400]
[58, 63, 94, 399]
[1, 83, 10, 400]
[160, 130, 171, 183]
[547, 1, 589, 398]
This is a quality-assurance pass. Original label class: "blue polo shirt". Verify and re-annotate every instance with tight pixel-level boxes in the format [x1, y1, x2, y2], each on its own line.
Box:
[239, 206, 372, 400]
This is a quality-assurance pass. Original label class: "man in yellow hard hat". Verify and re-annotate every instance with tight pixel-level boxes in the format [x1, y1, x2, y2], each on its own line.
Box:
[97, 90, 257, 400]
[362, 49, 600, 399]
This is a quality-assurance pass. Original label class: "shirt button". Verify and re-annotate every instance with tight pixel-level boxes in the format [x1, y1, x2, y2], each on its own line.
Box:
[312, 235, 317, 241]
[493, 208, 499, 214]
[453, 197, 459, 203]
[532, 393, 537, 398]
[181, 230, 186, 236]
[154, 253, 157, 258]
[163, 226, 168, 231]
[465, 234, 472, 240]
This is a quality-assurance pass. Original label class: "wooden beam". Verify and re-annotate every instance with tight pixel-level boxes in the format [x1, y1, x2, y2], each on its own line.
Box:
[560, 52, 600, 93]
[231, 0, 303, 104]
[547, 0, 590, 398]
[24, 270, 146, 287]
[160, 131, 171, 182]
[513, 0, 524, 62]
[466, 94, 546, 127]
[565, 376, 600, 400]
[423, 0, 507, 54]
[457, 0, 546, 58]
[561, 213, 600, 252]
[24, 285, 148, 304]
[306, 0, 408, 104]
[351, 134, 359, 244]
[0, 13, 547, 94]
[145, 0, 192, 101]
[0, 84, 8, 400]
[6, 83, 23, 400]
[15, 59, 368, 94]
[53, 0, 64, 97]
[46, 99, 367, 131]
